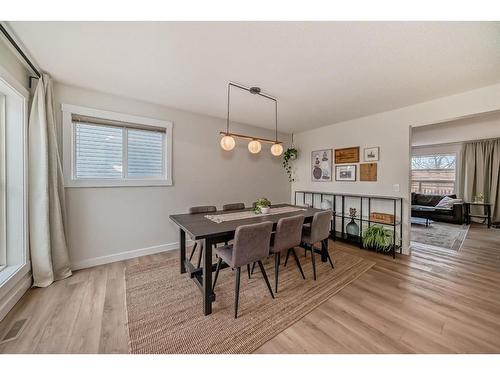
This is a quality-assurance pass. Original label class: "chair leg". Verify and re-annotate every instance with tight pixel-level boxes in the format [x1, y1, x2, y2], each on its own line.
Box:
[250, 262, 256, 275]
[196, 242, 204, 268]
[291, 248, 306, 279]
[284, 248, 291, 267]
[212, 257, 223, 291]
[257, 260, 275, 299]
[234, 267, 241, 319]
[310, 245, 317, 280]
[247, 264, 251, 279]
[189, 242, 197, 262]
[274, 253, 280, 293]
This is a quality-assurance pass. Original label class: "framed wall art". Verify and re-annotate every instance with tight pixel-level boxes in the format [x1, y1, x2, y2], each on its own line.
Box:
[364, 147, 379, 161]
[360, 163, 377, 181]
[335, 164, 356, 181]
[334, 146, 359, 164]
[311, 149, 332, 181]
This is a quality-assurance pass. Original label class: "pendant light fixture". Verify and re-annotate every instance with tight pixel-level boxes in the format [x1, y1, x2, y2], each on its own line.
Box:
[220, 82, 283, 156]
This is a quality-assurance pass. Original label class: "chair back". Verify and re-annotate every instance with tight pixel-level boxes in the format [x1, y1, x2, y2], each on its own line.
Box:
[222, 203, 245, 211]
[273, 215, 305, 253]
[309, 211, 332, 243]
[189, 205, 217, 214]
[231, 221, 273, 268]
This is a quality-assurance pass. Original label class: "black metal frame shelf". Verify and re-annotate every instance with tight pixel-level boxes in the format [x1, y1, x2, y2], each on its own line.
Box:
[294, 190, 404, 258]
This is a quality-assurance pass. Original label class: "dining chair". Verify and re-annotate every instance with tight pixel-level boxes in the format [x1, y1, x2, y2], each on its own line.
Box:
[212, 221, 274, 318]
[222, 202, 245, 211]
[297, 210, 334, 280]
[188, 205, 217, 268]
[269, 214, 306, 293]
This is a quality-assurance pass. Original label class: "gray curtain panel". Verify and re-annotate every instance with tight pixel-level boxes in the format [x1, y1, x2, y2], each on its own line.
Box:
[461, 138, 500, 224]
[29, 74, 72, 287]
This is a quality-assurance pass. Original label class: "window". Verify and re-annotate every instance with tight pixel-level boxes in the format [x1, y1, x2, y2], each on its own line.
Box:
[63, 105, 172, 187]
[0, 69, 29, 289]
[0, 94, 5, 272]
[411, 154, 456, 195]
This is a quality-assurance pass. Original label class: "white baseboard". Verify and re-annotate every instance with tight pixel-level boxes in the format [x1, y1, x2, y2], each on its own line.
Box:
[71, 240, 194, 271]
[0, 270, 32, 322]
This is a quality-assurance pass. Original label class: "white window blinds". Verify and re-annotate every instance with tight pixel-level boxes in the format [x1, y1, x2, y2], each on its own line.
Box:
[73, 118, 166, 180]
[127, 129, 164, 177]
[75, 122, 123, 178]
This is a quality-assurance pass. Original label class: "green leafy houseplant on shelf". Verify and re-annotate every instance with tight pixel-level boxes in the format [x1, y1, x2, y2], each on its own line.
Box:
[253, 198, 271, 214]
[282, 147, 298, 182]
[362, 225, 394, 253]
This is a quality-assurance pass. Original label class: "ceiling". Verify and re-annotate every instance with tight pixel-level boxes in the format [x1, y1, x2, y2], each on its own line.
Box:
[9, 21, 500, 133]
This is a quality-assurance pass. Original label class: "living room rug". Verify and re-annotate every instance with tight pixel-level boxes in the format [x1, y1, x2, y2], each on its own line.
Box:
[125, 249, 374, 354]
[411, 221, 469, 250]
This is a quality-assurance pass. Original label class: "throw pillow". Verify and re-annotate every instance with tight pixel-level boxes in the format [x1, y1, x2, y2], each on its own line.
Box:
[435, 196, 463, 209]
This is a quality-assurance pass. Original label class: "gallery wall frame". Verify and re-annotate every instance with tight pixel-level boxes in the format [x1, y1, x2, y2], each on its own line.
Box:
[311, 149, 332, 182]
[335, 146, 360, 164]
[335, 164, 357, 181]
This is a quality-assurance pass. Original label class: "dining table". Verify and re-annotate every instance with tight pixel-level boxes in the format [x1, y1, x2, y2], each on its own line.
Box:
[169, 203, 331, 315]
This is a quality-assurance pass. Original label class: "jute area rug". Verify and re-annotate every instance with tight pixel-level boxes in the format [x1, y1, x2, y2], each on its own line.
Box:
[411, 221, 469, 251]
[125, 248, 375, 354]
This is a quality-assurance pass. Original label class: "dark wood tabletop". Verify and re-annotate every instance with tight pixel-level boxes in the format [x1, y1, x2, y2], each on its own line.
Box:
[169, 204, 327, 240]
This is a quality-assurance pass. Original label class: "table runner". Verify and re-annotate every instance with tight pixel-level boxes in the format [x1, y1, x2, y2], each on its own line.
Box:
[205, 205, 306, 223]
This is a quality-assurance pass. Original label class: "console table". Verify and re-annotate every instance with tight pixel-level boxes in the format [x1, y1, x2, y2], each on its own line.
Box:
[464, 202, 492, 228]
[294, 191, 403, 258]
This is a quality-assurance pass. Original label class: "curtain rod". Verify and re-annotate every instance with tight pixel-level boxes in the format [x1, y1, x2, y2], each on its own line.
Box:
[0, 23, 41, 85]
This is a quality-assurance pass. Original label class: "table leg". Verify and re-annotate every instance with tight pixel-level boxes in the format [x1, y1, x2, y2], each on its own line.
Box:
[180, 228, 186, 274]
[488, 205, 491, 228]
[203, 237, 214, 315]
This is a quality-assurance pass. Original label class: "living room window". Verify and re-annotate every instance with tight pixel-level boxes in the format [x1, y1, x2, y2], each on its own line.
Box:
[62, 104, 173, 187]
[411, 154, 457, 195]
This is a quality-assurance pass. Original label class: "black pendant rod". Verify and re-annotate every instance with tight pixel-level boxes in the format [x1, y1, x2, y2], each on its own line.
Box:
[0, 24, 41, 80]
[226, 82, 278, 143]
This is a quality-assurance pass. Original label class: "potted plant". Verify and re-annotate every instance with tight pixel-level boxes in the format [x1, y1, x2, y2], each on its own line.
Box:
[253, 198, 271, 214]
[362, 225, 394, 253]
[282, 147, 298, 182]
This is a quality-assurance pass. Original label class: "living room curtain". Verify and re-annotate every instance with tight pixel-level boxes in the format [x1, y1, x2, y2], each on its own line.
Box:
[461, 138, 500, 224]
[29, 74, 72, 287]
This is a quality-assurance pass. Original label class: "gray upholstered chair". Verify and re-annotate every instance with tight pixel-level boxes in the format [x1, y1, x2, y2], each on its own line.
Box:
[299, 210, 334, 280]
[222, 203, 245, 211]
[270, 215, 306, 293]
[188, 206, 217, 268]
[213, 221, 274, 318]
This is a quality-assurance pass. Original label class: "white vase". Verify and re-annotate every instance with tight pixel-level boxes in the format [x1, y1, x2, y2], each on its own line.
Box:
[321, 199, 332, 210]
[260, 207, 270, 214]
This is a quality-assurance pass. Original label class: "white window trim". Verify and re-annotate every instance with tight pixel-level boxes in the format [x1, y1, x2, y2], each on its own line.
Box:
[0, 63, 29, 294]
[62, 104, 173, 188]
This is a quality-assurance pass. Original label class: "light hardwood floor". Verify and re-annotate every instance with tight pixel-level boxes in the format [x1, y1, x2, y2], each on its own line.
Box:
[1, 224, 499, 353]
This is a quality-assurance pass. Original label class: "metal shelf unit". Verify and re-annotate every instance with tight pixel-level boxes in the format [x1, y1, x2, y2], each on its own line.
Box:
[294, 190, 403, 258]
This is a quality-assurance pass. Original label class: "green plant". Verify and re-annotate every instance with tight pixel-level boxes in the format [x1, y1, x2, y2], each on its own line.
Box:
[349, 207, 357, 219]
[362, 225, 394, 252]
[253, 198, 271, 214]
[474, 192, 485, 203]
[282, 147, 298, 182]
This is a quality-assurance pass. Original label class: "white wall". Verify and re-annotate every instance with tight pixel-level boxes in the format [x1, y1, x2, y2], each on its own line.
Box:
[412, 110, 500, 146]
[0, 37, 30, 91]
[292, 83, 500, 253]
[54, 83, 292, 269]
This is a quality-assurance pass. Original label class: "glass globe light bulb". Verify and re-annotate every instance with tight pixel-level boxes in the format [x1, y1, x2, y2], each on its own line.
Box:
[248, 140, 262, 154]
[220, 135, 235, 151]
[270, 143, 283, 156]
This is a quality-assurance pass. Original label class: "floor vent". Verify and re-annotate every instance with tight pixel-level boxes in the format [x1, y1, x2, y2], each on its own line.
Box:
[0, 318, 29, 344]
